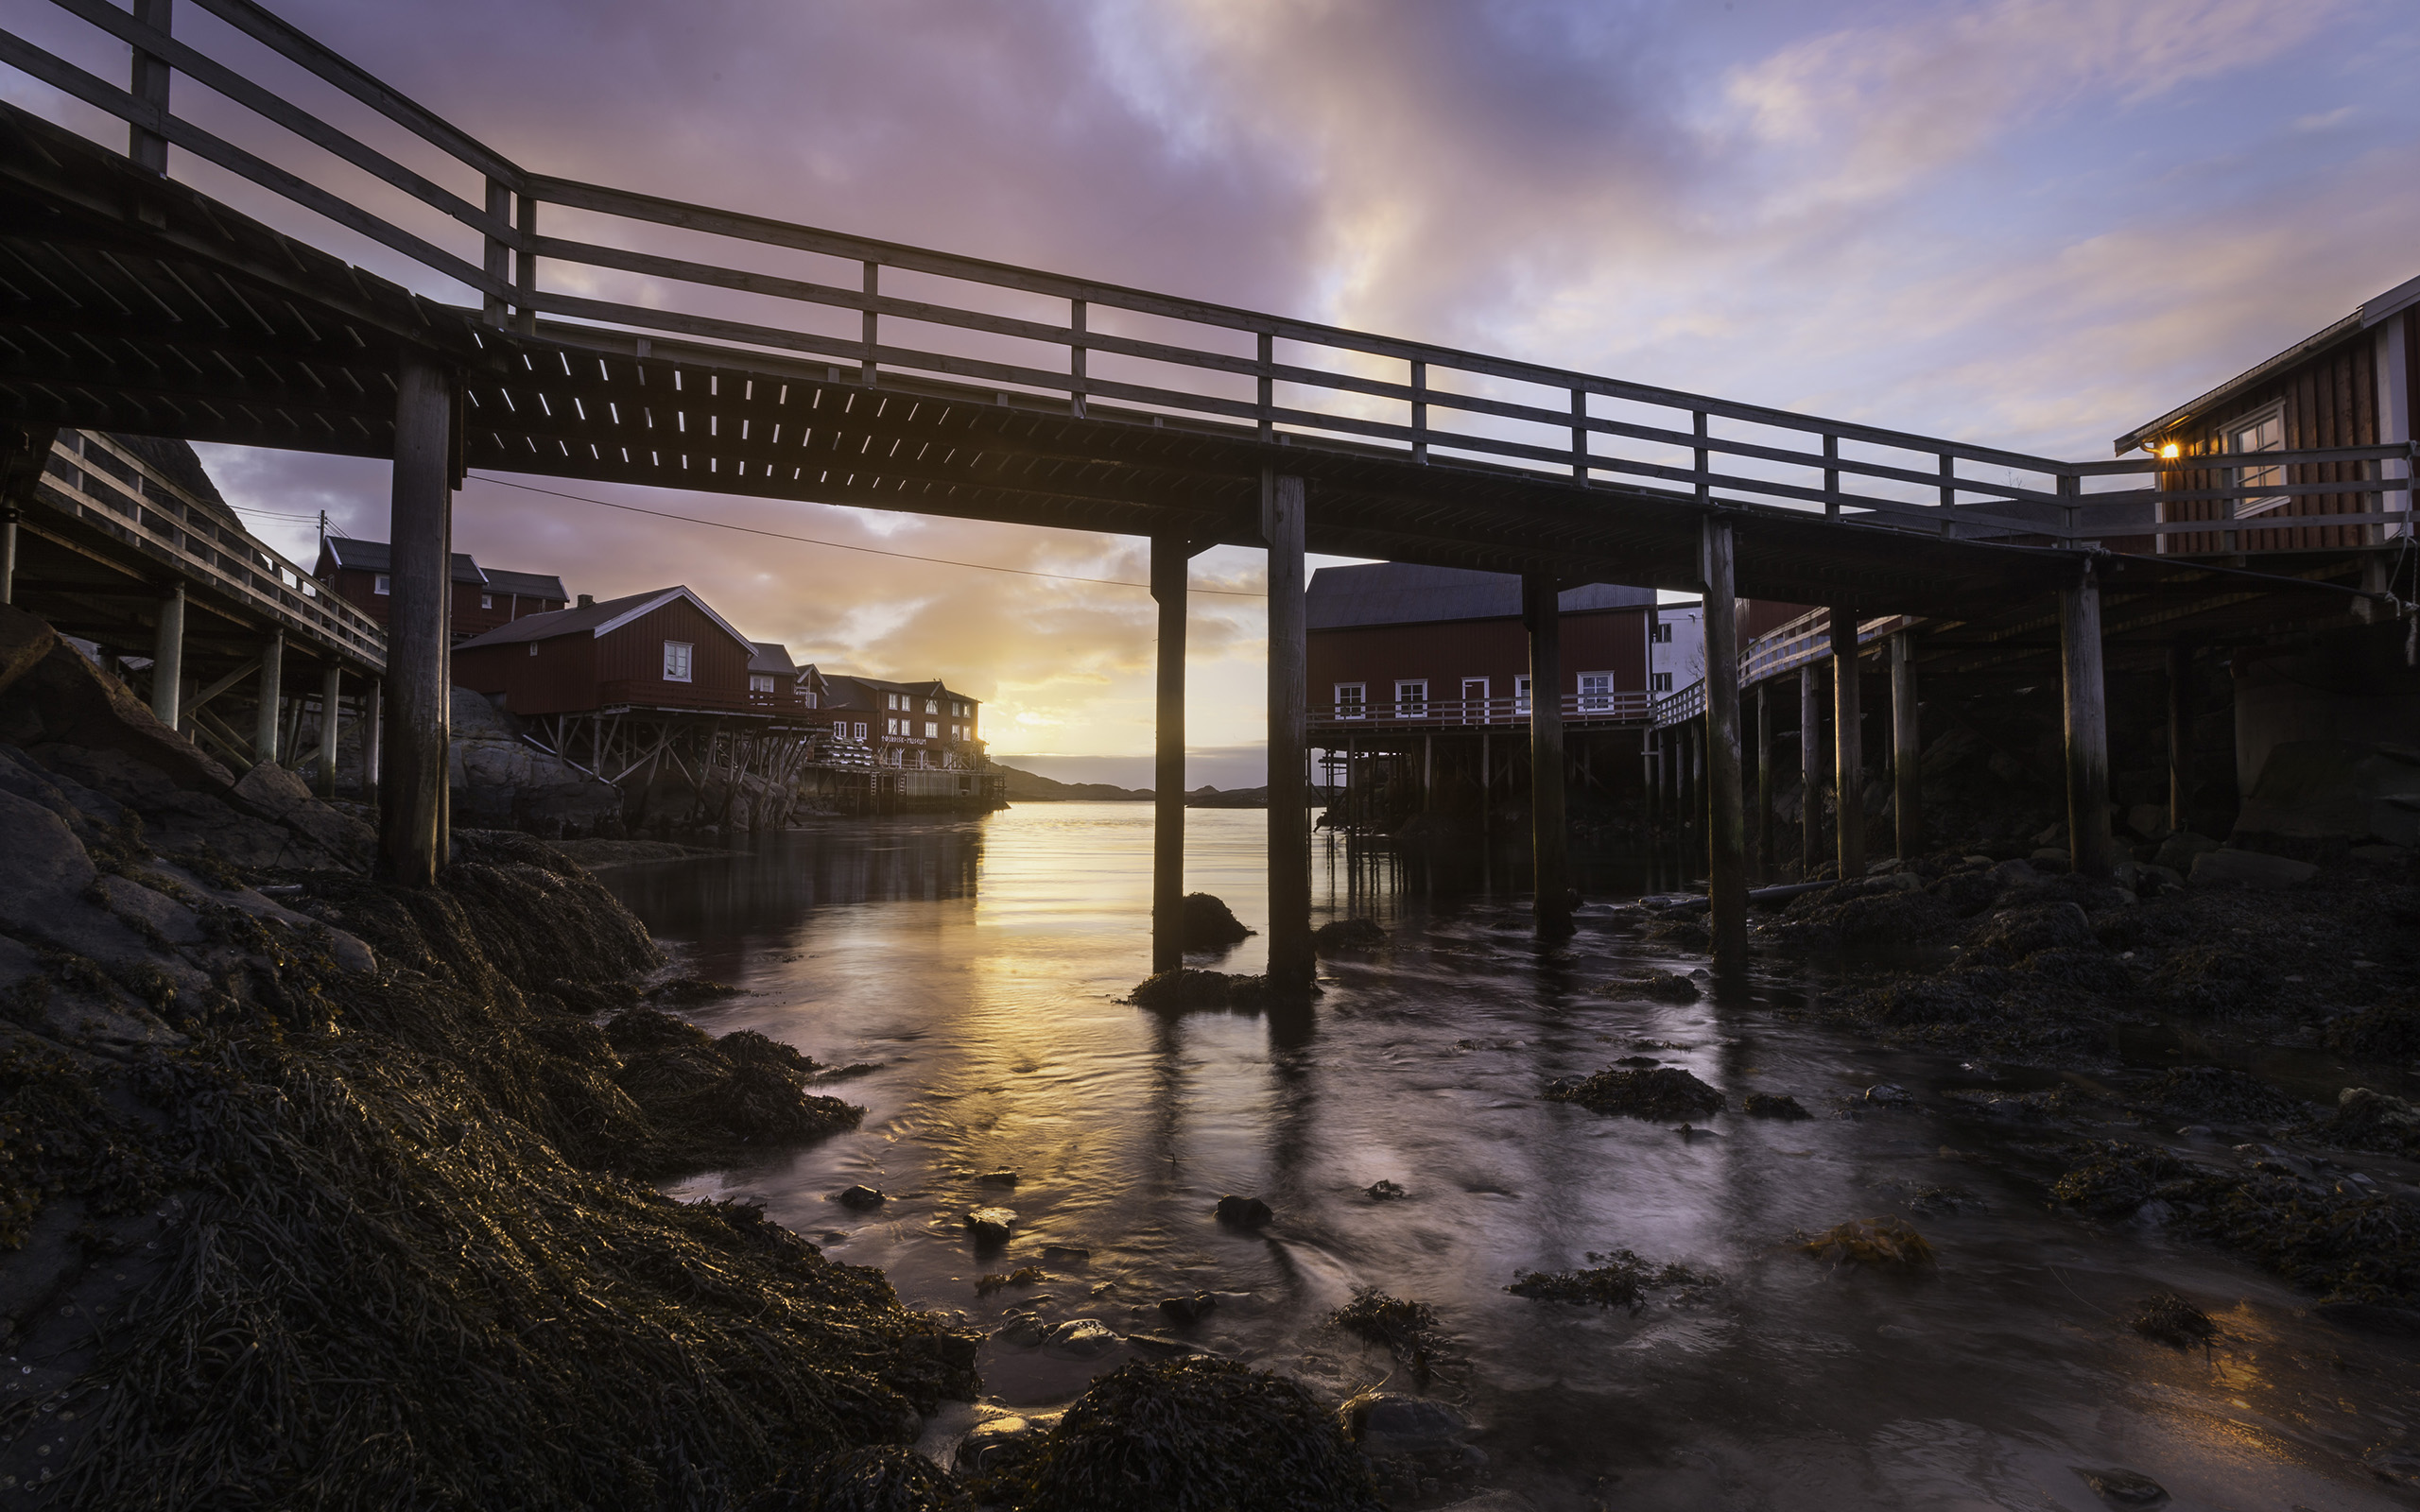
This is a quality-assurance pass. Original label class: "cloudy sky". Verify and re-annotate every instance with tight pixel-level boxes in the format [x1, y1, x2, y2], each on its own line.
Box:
[15, 0, 2420, 786]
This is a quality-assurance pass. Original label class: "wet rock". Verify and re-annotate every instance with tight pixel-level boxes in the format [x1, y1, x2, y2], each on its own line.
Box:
[837, 1185, 887, 1211]
[1971, 902, 2092, 958]
[1330, 1290, 1439, 1362]
[1544, 1066, 1723, 1120]
[1181, 891, 1254, 950]
[1338, 1391, 1469, 1460]
[2128, 1290, 2217, 1349]
[1798, 1218, 1936, 1267]
[1312, 918, 1388, 954]
[2321, 1087, 2420, 1155]
[1742, 1091, 1811, 1120]
[1041, 1244, 1092, 1264]
[2072, 1467, 2168, 1505]
[1041, 1318, 1121, 1358]
[2153, 832, 2220, 871]
[2325, 1000, 2420, 1061]
[2135, 1066, 2305, 1126]
[976, 1266, 1044, 1297]
[2188, 848, 2317, 889]
[956, 1410, 1056, 1478]
[2050, 1142, 2195, 1217]
[994, 1314, 1049, 1348]
[1863, 1084, 1916, 1107]
[964, 1207, 1018, 1245]
[976, 1170, 1018, 1187]
[1159, 1291, 1218, 1325]
[744, 1444, 974, 1512]
[1013, 1355, 1383, 1512]
[1365, 1178, 1409, 1200]
[1610, 970, 1699, 1003]
[1507, 1250, 1721, 1311]
[1215, 1194, 1273, 1228]
[1131, 968, 1277, 1008]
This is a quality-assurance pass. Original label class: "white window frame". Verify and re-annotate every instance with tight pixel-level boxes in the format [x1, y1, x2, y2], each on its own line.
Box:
[480, 592, 493, 610]
[2228, 404, 2289, 518]
[663, 640, 694, 682]
[1335, 681, 1367, 719]
[1394, 679, 1428, 718]
[749, 673, 775, 694]
[925, 721, 939, 738]
[372, 574, 390, 595]
[1460, 678, 1489, 723]
[1579, 672, 1614, 712]
[854, 722, 868, 740]
[528, 643, 538, 658]
[1651, 671, 1673, 693]
[1513, 674, 1532, 715]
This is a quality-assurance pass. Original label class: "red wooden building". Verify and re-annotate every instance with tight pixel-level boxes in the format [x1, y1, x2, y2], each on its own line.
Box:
[820, 674, 985, 769]
[450, 585, 759, 716]
[317, 537, 569, 641]
[2117, 270, 2416, 556]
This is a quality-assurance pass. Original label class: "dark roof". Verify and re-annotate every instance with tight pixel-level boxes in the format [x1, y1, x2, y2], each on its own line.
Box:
[483, 567, 568, 601]
[821, 673, 979, 710]
[2114, 269, 2420, 452]
[319, 537, 485, 585]
[1306, 562, 1655, 630]
[747, 641, 797, 677]
[453, 585, 754, 651]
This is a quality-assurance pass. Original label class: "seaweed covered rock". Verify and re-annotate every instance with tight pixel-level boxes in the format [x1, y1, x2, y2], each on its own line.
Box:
[1969, 902, 2093, 959]
[1180, 892, 1253, 951]
[2320, 1087, 2420, 1155]
[1131, 969, 1268, 1009]
[1006, 1356, 1382, 1512]
[2135, 1066, 2307, 1127]
[1766, 877, 1961, 951]
[1742, 1091, 1811, 1120]
[1507, 1249, 1720, 1311]
[1311, 918, 1388, 954]
[2049, 1141, 2195, 1216]
[1329, 1289, 1437, 1364]
[1798, 1218, 1936, 1267]
[2326, 1000, 2420, 1061]
[2130, 1291, 2218, 1349]
[1610, 970, 1698, 1003]
[1545, 1066, 1722, 1120]
[745, 1445, 975, 1512]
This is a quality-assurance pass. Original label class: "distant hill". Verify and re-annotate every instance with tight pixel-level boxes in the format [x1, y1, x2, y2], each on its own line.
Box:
[994, 763, 1150, 801]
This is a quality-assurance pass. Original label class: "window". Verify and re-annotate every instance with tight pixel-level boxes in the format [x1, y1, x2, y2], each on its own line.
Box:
[885, 717, 898, 735]
[749, 674, 775, 694]
[925, 721, 939, 738]
[1579, 673, 1613, 712]
[528, 643, 539, 658]
[1651, 622, 1673, 643]
[1651, 671, 1673, 693]
[480, 593, 493, 610]
[1461, 678, 1488, 722]
[1394, 679, 1428, 717]
[925, 698, 939, 714]
[663, 641, 693, 681]
[1513, 675, 1532, 714]
[373, 574, 390, 595]
[2229, 406, 2288, 518]
[854, 722, 868, 740]
[1335, 682, 1366, 719]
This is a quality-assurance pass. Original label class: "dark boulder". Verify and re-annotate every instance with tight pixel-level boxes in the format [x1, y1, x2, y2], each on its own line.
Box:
[1215, 1194, 1273, 1228]
[1181, 892, 1253, 950]
[1545, 1066, 1722, 1120]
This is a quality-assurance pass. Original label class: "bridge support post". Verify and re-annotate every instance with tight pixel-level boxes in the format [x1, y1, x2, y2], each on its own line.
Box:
[1892, 630, 1920, 860]
[1831, 609, 1864, 879]
[2060, 563, 2115, 878]
[253, 631, 284, 766]
[381, 354, 455, 886]
[2166, 644, 2193, 835]
[1264, 473, 1313, 988]
[1754, 681, 1773, 883]
[1150, 532, 1190, 975]
[364, 679, 382, 793]
[319, 663, 342, 797]
[1524, 572, 1572, 936]
[1799, 664, 1824, 877]
[150, 584, 185, 730]
[1701, 518, 1747, 972]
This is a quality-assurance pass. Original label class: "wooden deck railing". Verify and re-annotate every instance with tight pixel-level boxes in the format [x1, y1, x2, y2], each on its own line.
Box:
[1310, 692, 1653, 729]
[6, 0, 2409, 557]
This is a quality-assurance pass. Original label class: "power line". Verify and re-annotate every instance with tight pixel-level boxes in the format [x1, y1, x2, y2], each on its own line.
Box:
[467, 473, 1267, 597]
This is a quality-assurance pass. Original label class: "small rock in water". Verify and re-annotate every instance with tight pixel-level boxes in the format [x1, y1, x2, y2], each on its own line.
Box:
[1041, 1318, 1121, 1358]
[1312, 918, 1389, 954]
[1798, 1217, 1935, 1267]
[835, 1184, 886, 1210]
[1366, 1178, 1409, 1201]
[1215, 1194, 1273, 1228]
[1338, 1391, 1472, 1459]
[1864, 1084, 1916, 1107]
[976, 1170, 1019, 1187]
[956, 1412, 1048, 1475]
[1181, 891, 1254, 950]
[964, 1206, 1018, 1245]
[1041, 1244, 1092, 1264]
[1612, 971, 1700, 1003]
[1545, 1066, 1723, 1121]
[1670, 1123, 1721, 1141]
[1743, 1092, 1812, 1120]
[993, 1314, 1048, 1348]
[2073, 1467, 2168, 1504]
[1159, 1291, 1218, 1325]
[2128, 1290, 2217, 1349]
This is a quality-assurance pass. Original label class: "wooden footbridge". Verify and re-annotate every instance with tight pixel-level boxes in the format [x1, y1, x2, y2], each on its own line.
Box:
[1, 0, 2406, 982]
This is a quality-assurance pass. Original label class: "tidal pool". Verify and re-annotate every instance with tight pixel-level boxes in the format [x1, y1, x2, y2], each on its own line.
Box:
[605, 803, 2416, 1510]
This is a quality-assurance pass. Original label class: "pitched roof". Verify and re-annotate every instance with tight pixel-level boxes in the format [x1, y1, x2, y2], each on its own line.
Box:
[318, 537, 486, 585]
[1305, 562, 1654, 630]
[483, 567, 568, 601]
[452, 586, 755, 652]
[747, 641, 798, 677]
[820, 673, 979, 709]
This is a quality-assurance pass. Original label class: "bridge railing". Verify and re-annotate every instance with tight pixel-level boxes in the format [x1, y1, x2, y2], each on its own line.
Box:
[3, 0, 2411, 555]
[1311, 692, 1652, 729]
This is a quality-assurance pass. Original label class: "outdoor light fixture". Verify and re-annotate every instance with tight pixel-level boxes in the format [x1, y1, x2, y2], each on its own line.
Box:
[2158, 443, 2182, 459]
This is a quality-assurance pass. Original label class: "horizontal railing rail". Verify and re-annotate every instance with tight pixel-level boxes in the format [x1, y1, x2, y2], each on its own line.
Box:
[5, 0, 2412, 556]
[1651, 611, 1913, 727]
[1311, 693, 1654, 727]
[34, 431, 387, 670]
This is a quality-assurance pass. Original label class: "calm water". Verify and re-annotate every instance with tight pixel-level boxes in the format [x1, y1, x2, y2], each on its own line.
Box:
[606, 803, 2415, 1511]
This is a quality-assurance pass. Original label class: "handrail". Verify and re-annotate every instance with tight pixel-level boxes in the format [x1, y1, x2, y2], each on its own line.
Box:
[1311, 693, 1654, 727]
[7, 0, 2414, 551]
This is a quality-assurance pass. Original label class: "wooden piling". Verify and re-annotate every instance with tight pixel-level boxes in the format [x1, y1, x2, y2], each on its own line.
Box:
[2166, 643, 2193, 835]
[1830, 609, 1864, 879]
[380, 354, 453, 886]
[1892, 630, 1920, 860]
[1701, 518, 1746, 971]
[2060, 564, 2115, 878]
[1799, 664, 1824, 877]
[150, 584, 184, 730]
[1525, 572, 1572, 936]
[1150, 532, 1188, 974]
[253, 630, 283, 766]
[319, 662, 341, 796]
[1264, 473, 1313, 987]
[1754, 681, 1772, 883]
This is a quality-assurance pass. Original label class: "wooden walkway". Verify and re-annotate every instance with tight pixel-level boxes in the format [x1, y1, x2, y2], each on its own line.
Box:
[1, 0, 2410, 976]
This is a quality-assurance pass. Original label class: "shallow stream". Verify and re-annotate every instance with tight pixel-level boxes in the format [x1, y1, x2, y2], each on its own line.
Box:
[605, 803, 2417, 1511]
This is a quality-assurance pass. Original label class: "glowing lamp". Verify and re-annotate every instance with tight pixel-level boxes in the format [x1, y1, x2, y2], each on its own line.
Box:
[2158, 443, 2181, 459]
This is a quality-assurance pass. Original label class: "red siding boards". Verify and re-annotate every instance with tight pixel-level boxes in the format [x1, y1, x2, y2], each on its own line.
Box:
[453, 590, 757, 717]
[1310, 609, 1650, 717]
[2154, 335, 2382, 556]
